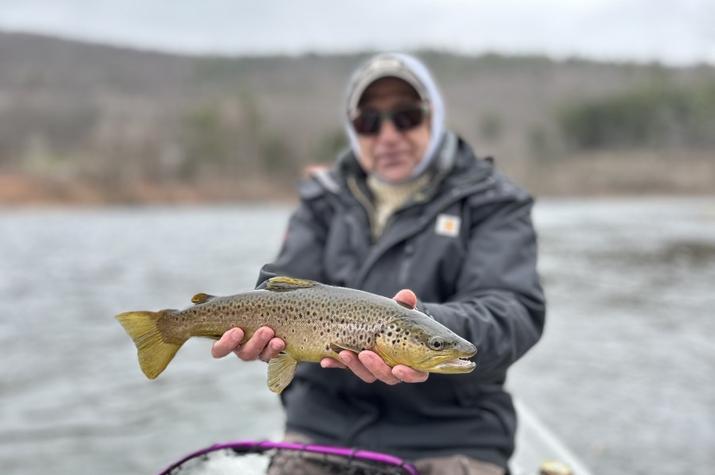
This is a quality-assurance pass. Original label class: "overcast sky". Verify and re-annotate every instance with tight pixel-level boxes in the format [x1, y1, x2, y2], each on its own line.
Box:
[0, 0, 713, 65]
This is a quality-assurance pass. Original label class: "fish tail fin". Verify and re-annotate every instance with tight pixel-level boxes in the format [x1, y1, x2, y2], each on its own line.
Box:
[116, 309, 184, 379]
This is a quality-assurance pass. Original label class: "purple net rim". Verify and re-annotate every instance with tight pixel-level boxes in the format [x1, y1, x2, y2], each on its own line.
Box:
[157, 439, 420, 475]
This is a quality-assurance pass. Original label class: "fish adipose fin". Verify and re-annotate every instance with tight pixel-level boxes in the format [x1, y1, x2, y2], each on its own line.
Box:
[267, 352, 298, 394]
[191, 293, 215, 304]
[116, 309, 185, 379]
[266, 276, 317, 292]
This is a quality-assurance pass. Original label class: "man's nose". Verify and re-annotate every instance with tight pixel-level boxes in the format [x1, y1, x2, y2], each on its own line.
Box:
[376, 118, 402, 142]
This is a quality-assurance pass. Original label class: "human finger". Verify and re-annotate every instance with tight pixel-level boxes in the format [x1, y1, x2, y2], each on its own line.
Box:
[236, 326, 275, 361]
[358, 350, 400, 385]
[393, 289, 417, 309]
[259, 337, 286, 362]
[211, 328, 244, 359]
[338, 350, 377, 383]
[320, 357, 346, 369]
[392, 364, 429, 383]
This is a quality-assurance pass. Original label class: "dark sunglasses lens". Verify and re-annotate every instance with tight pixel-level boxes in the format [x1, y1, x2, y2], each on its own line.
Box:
[352, 110, 381, 135]
[352, 105, 426, 135]
[392, 107, 425, 132]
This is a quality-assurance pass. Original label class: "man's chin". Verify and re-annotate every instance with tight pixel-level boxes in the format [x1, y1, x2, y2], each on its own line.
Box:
[375, 163, 414, 183]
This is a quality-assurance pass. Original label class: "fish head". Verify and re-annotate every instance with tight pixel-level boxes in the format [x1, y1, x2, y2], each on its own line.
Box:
[373, 308, 477, 374]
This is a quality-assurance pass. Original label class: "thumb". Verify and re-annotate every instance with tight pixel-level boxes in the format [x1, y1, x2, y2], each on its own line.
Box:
[393, 289, 417, 309]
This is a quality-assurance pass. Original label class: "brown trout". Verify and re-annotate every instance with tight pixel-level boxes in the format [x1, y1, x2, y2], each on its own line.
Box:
[116, 276, 477, 393]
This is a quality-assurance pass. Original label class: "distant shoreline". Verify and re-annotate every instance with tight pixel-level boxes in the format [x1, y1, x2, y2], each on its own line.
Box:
[2, 160, 713, 207]
[0, 173, 298, 207]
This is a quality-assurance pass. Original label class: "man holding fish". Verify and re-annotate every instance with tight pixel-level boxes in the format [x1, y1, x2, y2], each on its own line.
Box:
[213, 53, 546, 474]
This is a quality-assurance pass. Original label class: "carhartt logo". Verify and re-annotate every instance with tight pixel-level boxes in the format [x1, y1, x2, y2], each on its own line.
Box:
[435, 214, 460, 237]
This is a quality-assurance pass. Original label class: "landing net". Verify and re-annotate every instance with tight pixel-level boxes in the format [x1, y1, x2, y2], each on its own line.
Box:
[160, 440, 419, 475]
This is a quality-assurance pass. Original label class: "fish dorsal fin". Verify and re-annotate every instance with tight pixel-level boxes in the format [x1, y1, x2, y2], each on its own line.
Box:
[267, 352, 298, 394]
[191, 293, 215, 304]
[266, 276, 317, 292]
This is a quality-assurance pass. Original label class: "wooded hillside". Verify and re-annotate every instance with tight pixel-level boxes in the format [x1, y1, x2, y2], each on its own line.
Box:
[1, 32, 713, 203]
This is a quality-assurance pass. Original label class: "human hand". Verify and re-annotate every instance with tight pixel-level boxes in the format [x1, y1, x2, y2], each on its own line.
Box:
[211, 326, 286, 363]
[320, 289, 429, 385]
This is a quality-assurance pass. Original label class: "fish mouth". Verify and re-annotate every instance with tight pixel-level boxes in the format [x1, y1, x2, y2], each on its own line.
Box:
[422, 342, 477, 374]
[430, 357, 476, 374]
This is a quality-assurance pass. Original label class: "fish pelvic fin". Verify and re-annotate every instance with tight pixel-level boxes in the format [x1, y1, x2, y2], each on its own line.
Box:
[330, 342, 361, 354]
[116, 309, 183, 380]
[267, 352, 298, 394]
[266, 276, 317, 292]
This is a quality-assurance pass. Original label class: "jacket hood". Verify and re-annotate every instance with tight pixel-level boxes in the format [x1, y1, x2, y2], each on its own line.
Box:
[343, 53, 446, 183]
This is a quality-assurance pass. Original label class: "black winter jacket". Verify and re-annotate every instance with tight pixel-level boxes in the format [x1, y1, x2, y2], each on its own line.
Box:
[258, 133, 545, 469]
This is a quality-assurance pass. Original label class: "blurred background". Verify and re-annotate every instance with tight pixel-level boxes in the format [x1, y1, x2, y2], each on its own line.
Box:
[1, 1, 713, 474]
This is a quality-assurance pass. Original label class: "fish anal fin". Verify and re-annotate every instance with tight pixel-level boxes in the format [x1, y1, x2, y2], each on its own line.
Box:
[266, 276, 317, 292]
[267, 352, 298, 394]
[191, 293, 215, 304]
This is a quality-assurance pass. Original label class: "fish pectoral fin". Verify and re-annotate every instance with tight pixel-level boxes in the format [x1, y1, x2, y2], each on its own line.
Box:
[191, 292, 215, 304]
[329, 342, 361, 354]
[266, 276, 317, 292]
[267, 352, 298, 394]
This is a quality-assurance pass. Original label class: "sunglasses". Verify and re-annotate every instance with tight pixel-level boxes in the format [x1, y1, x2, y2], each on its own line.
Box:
[351, 103, 429, 136]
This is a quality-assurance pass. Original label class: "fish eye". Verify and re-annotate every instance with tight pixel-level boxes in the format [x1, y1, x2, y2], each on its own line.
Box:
[428, 336, 446, 351]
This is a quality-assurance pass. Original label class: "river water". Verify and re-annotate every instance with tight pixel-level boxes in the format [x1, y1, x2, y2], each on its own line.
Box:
[1, 197, 713, 475]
